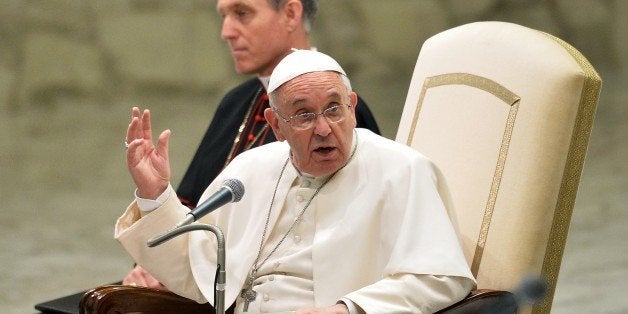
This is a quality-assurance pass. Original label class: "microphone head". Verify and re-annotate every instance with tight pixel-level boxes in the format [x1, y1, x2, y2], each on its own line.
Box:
[223, 178, 245, 202]
[514, 275, 547, 305]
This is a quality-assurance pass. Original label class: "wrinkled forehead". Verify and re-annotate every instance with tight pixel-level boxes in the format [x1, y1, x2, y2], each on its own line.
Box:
[216, 0, 269, 14]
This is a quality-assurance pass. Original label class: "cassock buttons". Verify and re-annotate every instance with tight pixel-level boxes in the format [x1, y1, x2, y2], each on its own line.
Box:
[294, 235, 301, 244]
[296, 194, 304, 202]
[263, 294, 270, 301]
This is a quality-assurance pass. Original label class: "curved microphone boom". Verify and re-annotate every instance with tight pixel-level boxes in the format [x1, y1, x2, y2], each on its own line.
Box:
[175, 178, 245, 228]
[147, 223, 228, 314]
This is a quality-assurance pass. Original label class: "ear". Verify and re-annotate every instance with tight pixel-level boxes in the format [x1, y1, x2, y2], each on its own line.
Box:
[264, 107, 287, 141]
[281, 0, 303, 32]
[350, 91, 358, 109]
[349, 91, 358, 127]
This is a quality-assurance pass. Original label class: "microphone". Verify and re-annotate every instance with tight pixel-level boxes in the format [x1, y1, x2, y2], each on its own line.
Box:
[486, 275, 547, 314]
[175, 178, 245, 228]
[511, 275, 547, 307]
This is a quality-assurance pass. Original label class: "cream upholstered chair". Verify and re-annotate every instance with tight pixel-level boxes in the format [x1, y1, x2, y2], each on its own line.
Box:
[79, 21, 601, 314]
[396, 21, 601, 313]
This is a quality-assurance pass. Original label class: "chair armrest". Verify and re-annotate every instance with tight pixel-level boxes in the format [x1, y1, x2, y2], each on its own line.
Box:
[79, 284, 214, 314]
[436, 289, 517, 314]
[79, 285, 515, 314]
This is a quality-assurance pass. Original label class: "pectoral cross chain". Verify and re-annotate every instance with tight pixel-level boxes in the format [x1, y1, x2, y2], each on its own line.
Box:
[240, 271, 257, 312]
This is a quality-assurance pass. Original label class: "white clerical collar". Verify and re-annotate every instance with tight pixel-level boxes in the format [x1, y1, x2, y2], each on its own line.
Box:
[258, 76, 270, 91]
[296, 172, 327, 190]
[291, 160, 330, 187]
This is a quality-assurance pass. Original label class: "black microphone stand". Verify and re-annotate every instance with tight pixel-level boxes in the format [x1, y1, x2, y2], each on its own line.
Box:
[147, 223, 226, 314]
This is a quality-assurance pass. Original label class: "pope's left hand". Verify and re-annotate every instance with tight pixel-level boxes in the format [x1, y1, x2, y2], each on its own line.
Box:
[296, 303, 349, 314]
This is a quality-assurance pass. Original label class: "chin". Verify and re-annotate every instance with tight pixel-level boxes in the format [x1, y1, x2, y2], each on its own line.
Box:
[234, 65, 254, 75]
[311, 163, 345, 178]
[232, 59, 257, 75]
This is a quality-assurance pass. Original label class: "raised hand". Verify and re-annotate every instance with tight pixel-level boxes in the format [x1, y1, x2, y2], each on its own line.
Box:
[125, 107, 171, 200]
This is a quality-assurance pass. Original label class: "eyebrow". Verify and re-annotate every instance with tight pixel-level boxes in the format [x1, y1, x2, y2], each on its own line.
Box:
[288, 91, 343, 108]
[217, 0, 250, 15]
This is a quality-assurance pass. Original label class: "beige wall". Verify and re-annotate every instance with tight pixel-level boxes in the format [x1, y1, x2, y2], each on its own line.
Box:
[0, 0, 625, 312]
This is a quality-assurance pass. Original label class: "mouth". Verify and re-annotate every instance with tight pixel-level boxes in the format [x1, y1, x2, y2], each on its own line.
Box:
[229, 45, 247, 55]
[313, 146, 336, 157]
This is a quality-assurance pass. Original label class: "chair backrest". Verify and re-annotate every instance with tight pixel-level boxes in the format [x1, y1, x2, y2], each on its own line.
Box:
[396, 21, 601, 313]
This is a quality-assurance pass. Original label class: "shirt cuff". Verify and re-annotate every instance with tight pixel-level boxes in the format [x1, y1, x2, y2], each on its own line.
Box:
[135, 184, 172, 213]
[339, 298, 364, 314]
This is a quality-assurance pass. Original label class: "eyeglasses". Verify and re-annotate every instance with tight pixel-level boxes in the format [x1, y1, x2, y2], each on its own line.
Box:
[273, 104, 352, 130]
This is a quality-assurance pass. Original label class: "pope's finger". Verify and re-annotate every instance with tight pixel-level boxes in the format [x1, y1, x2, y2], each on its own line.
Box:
[132, 110, 145, 141]
[141, 109, 153, 142]
[131, 107, 140, 119]
[128, 107, 141, 137]
[125, 138, 146, 166]
[126, 116, 140, 143]
[156, 129, 171, 159]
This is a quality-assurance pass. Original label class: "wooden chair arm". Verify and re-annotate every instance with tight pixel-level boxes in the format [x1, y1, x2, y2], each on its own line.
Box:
[79, 284, 215, 314]
[437, 289, 517, 313]
[79, 285, 514, 313]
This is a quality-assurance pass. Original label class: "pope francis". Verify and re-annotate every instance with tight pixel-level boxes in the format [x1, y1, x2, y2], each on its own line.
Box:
[117, 49, 475, 313]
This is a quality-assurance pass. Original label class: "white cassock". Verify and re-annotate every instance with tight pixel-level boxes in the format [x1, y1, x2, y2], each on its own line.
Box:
[115, 128, 475, 313]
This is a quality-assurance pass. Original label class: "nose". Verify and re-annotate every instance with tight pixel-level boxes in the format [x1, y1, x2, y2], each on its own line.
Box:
[221, 16, 237, 40]
[313, 114, 332, 137]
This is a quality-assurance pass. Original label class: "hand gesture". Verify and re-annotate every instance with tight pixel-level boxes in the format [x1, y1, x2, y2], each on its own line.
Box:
[125, 107, 171, 200]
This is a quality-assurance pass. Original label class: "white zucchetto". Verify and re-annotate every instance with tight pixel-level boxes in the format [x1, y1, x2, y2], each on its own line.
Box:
[267, 49, 347, 93]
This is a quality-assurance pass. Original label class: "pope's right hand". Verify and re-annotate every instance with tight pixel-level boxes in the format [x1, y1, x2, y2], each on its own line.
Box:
[125, 107, 171, 200]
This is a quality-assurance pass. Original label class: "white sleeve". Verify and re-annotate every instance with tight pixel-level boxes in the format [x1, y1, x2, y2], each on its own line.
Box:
[116, 187, 207, 303]
[339, 298, 365, 314]
[346, 274, 474, 313]
[135, 184, 173, 214]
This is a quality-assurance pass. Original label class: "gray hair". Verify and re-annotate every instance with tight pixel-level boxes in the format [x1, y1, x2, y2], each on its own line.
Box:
[268, 0, 318, 33]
